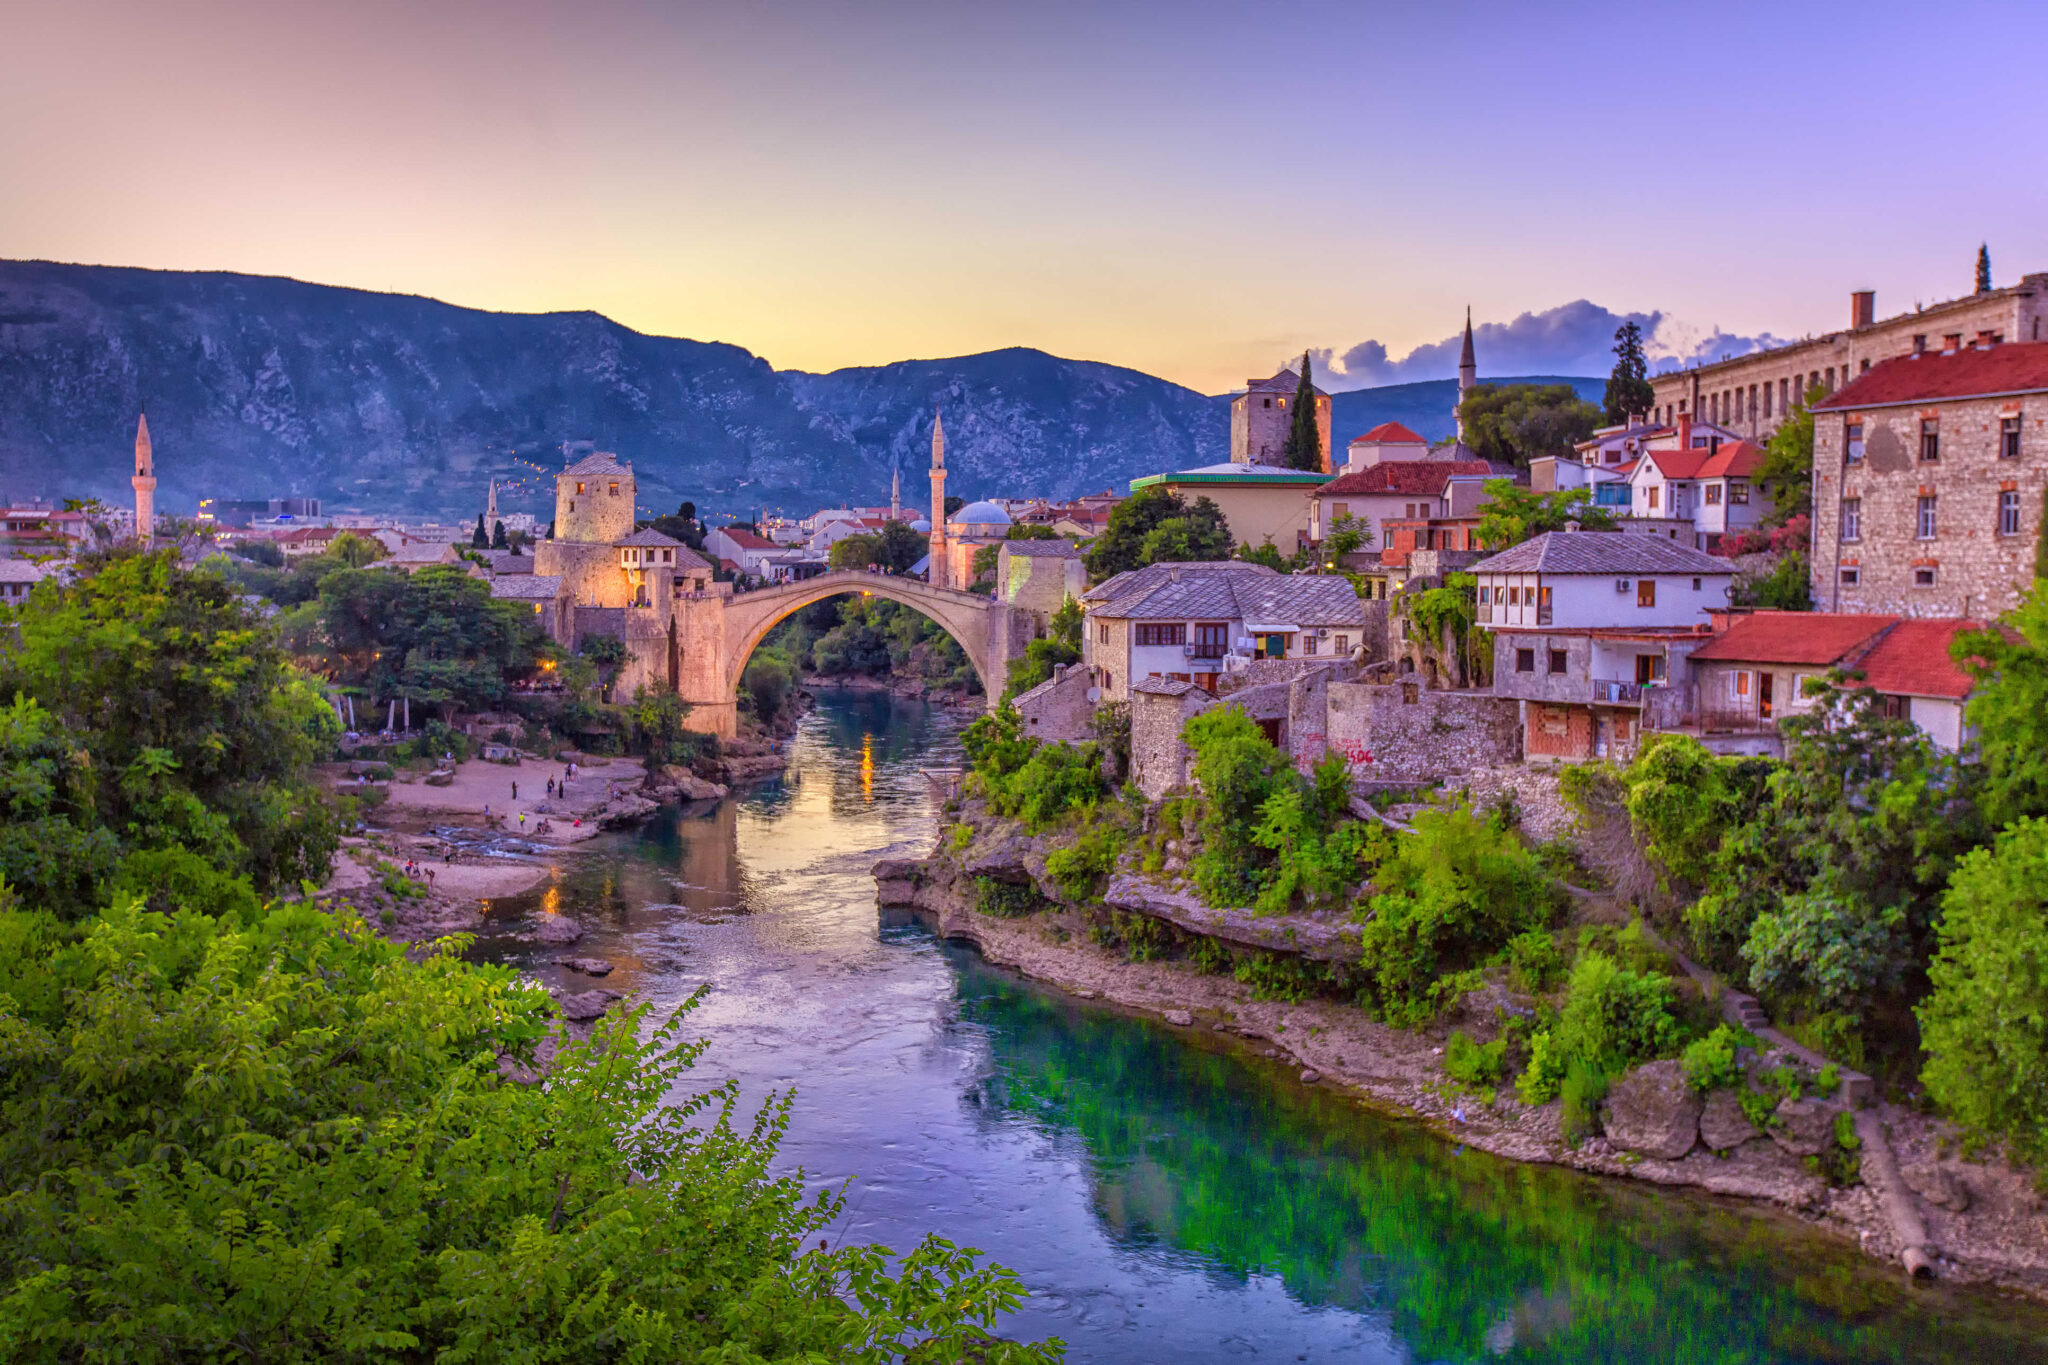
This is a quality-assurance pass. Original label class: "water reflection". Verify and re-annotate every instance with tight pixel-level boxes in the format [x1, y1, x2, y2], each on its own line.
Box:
[467, 693, 2048, 1363]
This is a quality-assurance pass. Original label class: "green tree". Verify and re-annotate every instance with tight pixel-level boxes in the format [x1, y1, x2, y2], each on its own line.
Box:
[317, 564, 547, 716]
[1603, 321, 1656, 425]
[1955, 582, 2048, 829]
[1472, 478, 1615, 548]
[874, 518, 930, 573]
[0, 898, 1055, 1361]
[1281, 351, 1324, 472]
[1139, 511, 1232, 565]
[491, 518, 508, 550]
[1459, 384, 1601, 468]
[1919, 816, 2048, 1162]
[327, 530, 388, 568]
[580, 631, 630, 703]
[1976, 242, 1992, 294]
[0, 549, 340, 896]
[471, 512, 489, 548]
[1733, 552, 1812, 611]
[1754, 384, 1820, 522]
[829, 532, 881, 570]
[1085, 487, 1232, 580]
[0, 695, 121, 919]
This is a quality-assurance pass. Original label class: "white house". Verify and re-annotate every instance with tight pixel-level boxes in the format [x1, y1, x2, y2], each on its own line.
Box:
[1624, 438, 1771, 549]
[1472, 531, 1735, 762]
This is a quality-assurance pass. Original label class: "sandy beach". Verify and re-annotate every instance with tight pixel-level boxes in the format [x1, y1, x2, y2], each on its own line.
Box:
[363, 754, 648, 842]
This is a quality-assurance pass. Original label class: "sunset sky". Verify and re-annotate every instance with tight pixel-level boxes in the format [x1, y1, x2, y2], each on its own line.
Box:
[6, 0, 2047, 392]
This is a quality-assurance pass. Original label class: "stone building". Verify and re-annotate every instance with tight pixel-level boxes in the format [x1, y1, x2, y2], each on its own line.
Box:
[1809, 342, 2048, 618]
[993, 539, 1086, 626]
[1230, 368, 1332, 470]
[1649, 270, 2048, 440]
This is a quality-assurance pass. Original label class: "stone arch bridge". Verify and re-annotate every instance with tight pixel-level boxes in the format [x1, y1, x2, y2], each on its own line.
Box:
[671, 570, 1033, 737]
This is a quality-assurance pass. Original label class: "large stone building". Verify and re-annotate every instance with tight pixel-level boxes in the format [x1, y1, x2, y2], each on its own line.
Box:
[1230, 368, 1332, 470]
[528, 451, 717, 696]
[1649, 269, 2048, 440]
[1809, 342, 2048, 619]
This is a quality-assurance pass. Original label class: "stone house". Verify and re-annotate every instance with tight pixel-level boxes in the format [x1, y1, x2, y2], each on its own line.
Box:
[1307, 459, 1496, 558]
[1012, 662, 1095, 744]
[1648, 273, 2048, 438]
[1081, 561, 1370, 701]
[1810, 342, 2048, 619]
[1472, 531, 1735, 763]
[993, 539, 1085, 627]
[1231, 367, 1332, 470]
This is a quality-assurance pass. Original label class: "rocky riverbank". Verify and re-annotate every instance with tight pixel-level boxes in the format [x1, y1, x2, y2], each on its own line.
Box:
[876, 814, 2048, 1301]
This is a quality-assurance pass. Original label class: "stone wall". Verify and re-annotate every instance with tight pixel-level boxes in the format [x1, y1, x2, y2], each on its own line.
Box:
[1811, 394, 2045, 619]
[1130, 684, 1214, 800]
[1321, 681, 1521, 784]
[1457, 764, 1576, 844]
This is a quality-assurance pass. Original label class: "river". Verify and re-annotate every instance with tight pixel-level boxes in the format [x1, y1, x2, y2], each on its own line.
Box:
[474, 691, 2048, 1363]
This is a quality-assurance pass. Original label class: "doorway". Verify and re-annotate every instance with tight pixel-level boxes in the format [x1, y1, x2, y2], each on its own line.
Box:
[1759, 670, 1774, 720]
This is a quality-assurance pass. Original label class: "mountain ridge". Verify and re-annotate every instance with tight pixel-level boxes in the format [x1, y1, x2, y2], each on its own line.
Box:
[0, 260, 1599, 520]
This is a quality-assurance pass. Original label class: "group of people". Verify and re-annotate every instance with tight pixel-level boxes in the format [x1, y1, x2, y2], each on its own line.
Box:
[401, 858, 437, 889]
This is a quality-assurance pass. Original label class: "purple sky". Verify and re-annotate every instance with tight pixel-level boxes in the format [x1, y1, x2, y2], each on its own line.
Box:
[4, 0, 2044, 391]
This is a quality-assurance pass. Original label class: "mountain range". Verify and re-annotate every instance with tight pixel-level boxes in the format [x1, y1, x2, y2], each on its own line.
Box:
[0, 260, 1600, 521]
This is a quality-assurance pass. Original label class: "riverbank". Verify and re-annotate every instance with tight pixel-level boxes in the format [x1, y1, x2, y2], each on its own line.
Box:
[877, 828, 2048, 1302]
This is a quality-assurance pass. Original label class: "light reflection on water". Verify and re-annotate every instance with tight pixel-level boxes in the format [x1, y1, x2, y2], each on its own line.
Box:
[471, 693, 2048, 1364]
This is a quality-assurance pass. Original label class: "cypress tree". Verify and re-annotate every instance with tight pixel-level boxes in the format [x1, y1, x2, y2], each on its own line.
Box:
[1281, 352, 1324, 472]
[471, 513, 488, 548]
[1977, 244, 1993, 294]
[1603, 321, 1656, 425]
[491, 519, 508, 550]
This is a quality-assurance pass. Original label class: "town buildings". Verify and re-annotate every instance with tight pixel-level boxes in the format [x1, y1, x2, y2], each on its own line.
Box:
[1622, 437, 1772, 550]
[1127, 464, 1329, 556]
[1309, 459, 1497, 555]
[1080, 560, 1369, 701]
[1473, 531, 1735, 762]
[1648, 270, 2048, 440]
[1810, 342, 2048, 620]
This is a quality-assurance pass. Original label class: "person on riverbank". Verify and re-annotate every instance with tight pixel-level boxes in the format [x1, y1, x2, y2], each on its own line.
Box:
[511, 780, 518, 801]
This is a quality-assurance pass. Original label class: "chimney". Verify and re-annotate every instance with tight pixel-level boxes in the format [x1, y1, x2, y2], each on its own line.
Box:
[1675, 412, 1693, 449]
[1709, 436, 1720, 455]
[1563, 520, 1581, 534]
[1851, 290, 1876, 329]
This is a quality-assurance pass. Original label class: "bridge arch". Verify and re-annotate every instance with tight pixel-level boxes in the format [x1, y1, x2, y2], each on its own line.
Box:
[674, 569, 1021, 738]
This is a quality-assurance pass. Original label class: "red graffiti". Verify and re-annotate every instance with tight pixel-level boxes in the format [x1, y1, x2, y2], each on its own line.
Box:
[1341, 746, 1375, 766]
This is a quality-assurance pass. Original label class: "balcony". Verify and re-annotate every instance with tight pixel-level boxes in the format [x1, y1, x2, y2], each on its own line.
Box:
[1590, 679, 1644, 706]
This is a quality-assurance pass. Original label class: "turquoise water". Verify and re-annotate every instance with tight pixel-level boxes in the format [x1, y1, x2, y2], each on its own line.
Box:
[474, 693, 2048, 1363]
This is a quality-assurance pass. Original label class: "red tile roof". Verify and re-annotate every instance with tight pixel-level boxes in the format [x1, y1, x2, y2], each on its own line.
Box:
[1848, 619, 1986, 699]
[1816, 342, 2048, 411]
[1643, 440, 1766, 481]
[1318, 460, 1494, 498]
[718, 526, 775, 550]
[1687, 611, 1897, 666]
[1351, 421, 1427, 445]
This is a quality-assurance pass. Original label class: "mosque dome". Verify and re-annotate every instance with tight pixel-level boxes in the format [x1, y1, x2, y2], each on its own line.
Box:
[949, 500, 1012, 530]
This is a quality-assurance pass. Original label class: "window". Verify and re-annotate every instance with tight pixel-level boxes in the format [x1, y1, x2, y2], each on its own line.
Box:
[1516, 648, 1536, 673]
[1335, 635, 1349, 654]
[1647, 486, 1660, 511]
[575, 481, 586, 494]
[609, 482, 619, 496]
[1705, 484, 1723, 506]
[1841, 498, 1861, 541]
[2000, 490, 2022, 537]
[1262, 397, 1271, 408]
[1305, 635, 1319, 656]
[1478, 585, 1492, 604]
[1637, 579, 1657, 608]
[1943, 333, 1962, 352]
[1917, 495, 1938, 540]
[1914, 565, 1938, 588]
[1920, 419, 1939, 462]
[1912, 334, 1927, 355]
[1192, 623, 1228, 658]
[1332, 501, 1349, 519]
[1135, 623, 1185, 647]
[1733, 670, 1752, 699]
[1548, 649, 1568, 675]
[1507, 586, 1520, 605]
[1692, 577, 1702, 590]
[1097, 623, 1110, 644]
[1845, 421, 1864, 464]
[1730, 481, 1750, 504]
[662, 549, 672, 563]
[2002, 416, 2022, 459]
[1839, 565, 1860, 586]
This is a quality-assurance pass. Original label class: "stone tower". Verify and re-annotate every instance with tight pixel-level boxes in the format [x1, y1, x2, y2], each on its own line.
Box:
[552, 451, 636, 545]
[132, 411, 156, 542]
[1455, 308, 1477, 440]
[890, 463, 901, 521]
[928, 415, 949, 590]
[486, 478, 498, 528]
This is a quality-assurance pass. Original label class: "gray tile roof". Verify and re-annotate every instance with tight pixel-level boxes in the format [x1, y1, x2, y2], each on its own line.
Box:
[614, 528, 682, 548]
[486, 550, 534, 575]
[564, 452, 630, 480]
[1000, 539, 1084, 558]
[1133, 676, 1204, 697]
[1469, 530, 1735, 576]
[1087, 560, 1367, 626]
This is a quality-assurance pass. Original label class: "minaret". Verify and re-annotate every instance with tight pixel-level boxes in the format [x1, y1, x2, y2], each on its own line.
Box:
[132, 411, 156, 543]
[890, 463, 901, 521]
[486, 478, 498, 527]
[928, 414, 949, 589]
[1455, 308, 1477, 441]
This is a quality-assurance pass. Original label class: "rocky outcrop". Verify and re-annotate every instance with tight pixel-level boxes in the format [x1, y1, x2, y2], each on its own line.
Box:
[645, 765, 729, 804]
[557, 957, 614, 976]
[1602, 1060, 1702, 1160]
[1699, 1089, 1762, 1152]
[597, 793, 660, 827]
[533, 917, 585, 945]
[552, 987, 621, 1022]
[1770, 1096, 1844, 1158]
[1100, 874, 1361, 964]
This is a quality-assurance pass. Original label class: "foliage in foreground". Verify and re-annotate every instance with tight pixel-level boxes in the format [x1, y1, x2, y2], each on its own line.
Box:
[1517, 952, 1683, 1104]
[0, 896, 1060, 1363]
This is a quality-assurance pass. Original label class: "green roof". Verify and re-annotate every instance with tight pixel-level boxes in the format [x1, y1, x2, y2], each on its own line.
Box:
[1129, 463, 1333, 492]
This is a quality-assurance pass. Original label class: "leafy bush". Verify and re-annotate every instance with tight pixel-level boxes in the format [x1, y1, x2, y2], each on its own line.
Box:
[1506, 929, 1564, 992]
[1231, 951, 1332, 1003]
[1444, 1030, 1507, 1092]
[1188, 936, 1232, 974]
[974, 876, 1046, 919]
[1516, 953, 1681, 1104]
[1354, 803, 1556, 1026]
[1108, 910, 1169, 963]
[0, 898, 1051, 1361]
[1919, 816, 2048, 1163]
[1043, 821, 1128, 901]
[1559, 1057, 1611, 1146]
[1680, 1024, 1745, 1093]
[1183, 707, 1292, 906]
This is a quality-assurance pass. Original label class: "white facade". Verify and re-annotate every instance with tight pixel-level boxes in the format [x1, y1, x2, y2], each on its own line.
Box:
[1476, 568, 1734, 631]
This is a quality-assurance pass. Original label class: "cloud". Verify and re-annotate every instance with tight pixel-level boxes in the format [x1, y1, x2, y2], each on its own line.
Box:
[1312, 301, 1794, 392]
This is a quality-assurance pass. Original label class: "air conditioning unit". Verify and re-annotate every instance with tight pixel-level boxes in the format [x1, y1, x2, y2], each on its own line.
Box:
[1615, 578, 1631, 593]
[1315, 627, 1329, 638]
[1181, 644, 1195, 657]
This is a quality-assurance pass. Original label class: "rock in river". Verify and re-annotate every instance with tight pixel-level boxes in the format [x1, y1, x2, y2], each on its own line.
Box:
[557, 956, 614, 976]
[1164, 1009, 1193, 1027]
[553, 988, 620, 1021]
[1769, 1096, 1843, 1158]
[534, 916, 585, 945]
[1602, 1060, 1702, 1160]
[1699, 1089, 1762, 1152]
